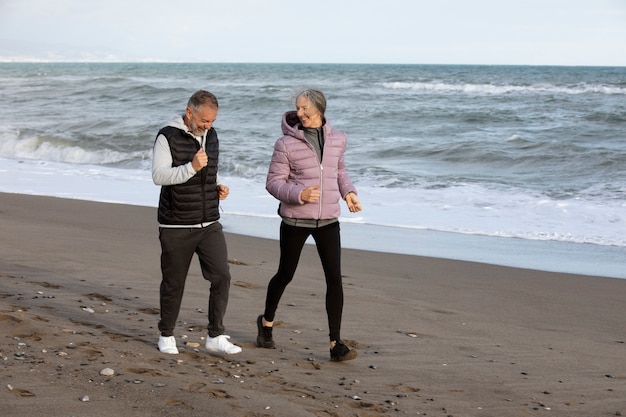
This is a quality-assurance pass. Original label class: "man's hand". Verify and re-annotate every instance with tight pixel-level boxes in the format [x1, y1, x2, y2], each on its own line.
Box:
[217, 184, 229, 200]
[191, 149, 208, 172]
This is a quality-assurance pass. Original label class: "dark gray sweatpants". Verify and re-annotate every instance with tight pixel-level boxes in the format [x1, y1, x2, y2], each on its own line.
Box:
[157, 222, 231, 338]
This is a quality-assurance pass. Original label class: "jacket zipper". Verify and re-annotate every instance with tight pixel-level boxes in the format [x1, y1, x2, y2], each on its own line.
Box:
[318, 164, 323, 218]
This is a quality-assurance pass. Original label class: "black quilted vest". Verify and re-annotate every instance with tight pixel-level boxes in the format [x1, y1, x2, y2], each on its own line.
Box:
[156, 126, 220, 225]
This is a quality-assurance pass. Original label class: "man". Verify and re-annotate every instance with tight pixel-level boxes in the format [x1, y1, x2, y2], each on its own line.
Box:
[152, 90, 241, 355]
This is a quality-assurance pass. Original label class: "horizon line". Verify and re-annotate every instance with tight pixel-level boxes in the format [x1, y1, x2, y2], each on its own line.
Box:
[1, 59, 625, 68]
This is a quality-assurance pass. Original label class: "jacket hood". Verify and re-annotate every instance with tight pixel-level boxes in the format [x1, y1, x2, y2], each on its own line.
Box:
[167, 114, 187, 131]
[281, 111, 329, 139]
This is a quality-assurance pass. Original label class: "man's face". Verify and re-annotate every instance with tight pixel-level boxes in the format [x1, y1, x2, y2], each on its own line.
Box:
[185, 104, 218, 136]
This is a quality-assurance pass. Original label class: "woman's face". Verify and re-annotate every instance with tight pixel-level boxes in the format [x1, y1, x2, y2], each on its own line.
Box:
[296, 96, 323, 128]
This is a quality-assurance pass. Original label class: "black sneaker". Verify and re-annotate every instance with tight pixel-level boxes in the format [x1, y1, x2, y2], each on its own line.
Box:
[330, 340, 358, 361]
[256, 314, 275, 348]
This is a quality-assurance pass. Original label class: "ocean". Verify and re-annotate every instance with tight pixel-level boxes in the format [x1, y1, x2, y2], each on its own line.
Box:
[1, 62, 625, 278]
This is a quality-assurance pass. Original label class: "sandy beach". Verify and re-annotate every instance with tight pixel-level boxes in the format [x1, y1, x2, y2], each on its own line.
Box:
[1, 192, 625, 417]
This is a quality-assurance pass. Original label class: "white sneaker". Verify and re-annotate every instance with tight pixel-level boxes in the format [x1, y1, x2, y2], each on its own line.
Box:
[158, 335, 179, 354]
[205, 335, 242, 354]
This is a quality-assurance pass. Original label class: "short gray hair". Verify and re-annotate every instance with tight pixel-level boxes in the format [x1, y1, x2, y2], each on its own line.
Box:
[296, 89, 326, 117]
[188, 90, 219, 110]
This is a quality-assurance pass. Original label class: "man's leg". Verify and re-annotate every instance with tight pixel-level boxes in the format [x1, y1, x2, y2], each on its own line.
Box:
[158, 228, 197, 336]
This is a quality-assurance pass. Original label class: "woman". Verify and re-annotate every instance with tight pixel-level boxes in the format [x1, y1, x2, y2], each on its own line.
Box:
[256, 89, 362, 361]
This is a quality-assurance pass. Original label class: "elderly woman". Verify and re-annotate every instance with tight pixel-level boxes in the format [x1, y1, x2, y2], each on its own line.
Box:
[256, 89, 362, 361]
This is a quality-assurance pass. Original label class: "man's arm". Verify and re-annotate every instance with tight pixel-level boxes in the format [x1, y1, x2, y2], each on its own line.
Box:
[151, 134, 197, 186]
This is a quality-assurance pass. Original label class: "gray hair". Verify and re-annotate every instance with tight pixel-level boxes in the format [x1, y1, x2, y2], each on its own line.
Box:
[296, 89, 326, 117]
[188, 90, 219, 110]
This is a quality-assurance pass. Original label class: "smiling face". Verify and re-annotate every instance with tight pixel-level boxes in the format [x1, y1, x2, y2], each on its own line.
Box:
[185, 104, 218, 136]
[296, 96, 323, 128]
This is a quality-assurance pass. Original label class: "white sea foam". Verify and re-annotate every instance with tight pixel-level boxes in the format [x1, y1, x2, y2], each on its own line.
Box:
[1, 154, 623, 248]
[382, 81, 626, 96]
[0, 132, 150, 166]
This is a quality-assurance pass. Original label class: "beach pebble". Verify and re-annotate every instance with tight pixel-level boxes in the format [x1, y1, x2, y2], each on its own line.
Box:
[82, 307, 95, 313]
[100, 368, 115, 376]
[81, 395, 90, 402]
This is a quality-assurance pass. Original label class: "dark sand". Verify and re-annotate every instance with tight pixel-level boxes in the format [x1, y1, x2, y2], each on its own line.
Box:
[1, 192, 625, 416]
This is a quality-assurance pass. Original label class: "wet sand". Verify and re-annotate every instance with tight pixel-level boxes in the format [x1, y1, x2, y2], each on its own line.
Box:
[1, 192, 625, 416]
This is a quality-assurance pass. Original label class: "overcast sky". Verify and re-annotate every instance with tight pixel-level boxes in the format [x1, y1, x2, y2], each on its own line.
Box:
[1, 0, 625, 66]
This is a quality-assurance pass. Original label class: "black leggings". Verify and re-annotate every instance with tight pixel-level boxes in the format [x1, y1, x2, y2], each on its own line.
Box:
[263, 221, 344, 342]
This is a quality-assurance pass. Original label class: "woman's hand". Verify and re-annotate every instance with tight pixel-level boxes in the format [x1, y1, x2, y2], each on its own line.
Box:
[300, 185, 321, 203]
[345, 192, 362, 213]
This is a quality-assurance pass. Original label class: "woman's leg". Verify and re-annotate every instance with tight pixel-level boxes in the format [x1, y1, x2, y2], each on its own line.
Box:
[312, 222, 343, 342]
[263, 222, 310, 321]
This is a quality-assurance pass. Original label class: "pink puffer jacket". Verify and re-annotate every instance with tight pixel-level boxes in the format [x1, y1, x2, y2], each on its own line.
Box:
[266, 111, 357, 220]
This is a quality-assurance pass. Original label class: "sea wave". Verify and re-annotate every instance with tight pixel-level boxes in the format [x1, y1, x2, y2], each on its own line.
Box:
[0, 131, 150, 166]
[382, 81, 626, 96]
